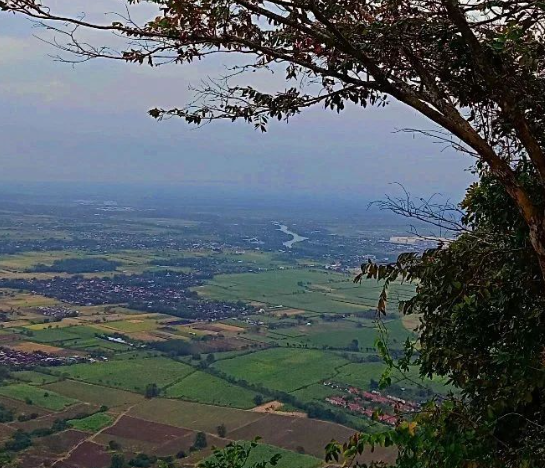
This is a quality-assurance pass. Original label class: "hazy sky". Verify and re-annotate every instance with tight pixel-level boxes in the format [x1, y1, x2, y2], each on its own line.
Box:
[0, 1, 475, 201]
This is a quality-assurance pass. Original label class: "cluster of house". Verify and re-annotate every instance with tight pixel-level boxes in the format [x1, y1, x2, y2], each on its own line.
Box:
[37, 306, 79, 320]
[0, 347, 86, 369]
[324, 382, 420, 426]
[1, 272, 254, 321]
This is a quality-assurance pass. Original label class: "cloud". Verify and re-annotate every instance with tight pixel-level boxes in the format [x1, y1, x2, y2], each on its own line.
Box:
[0, 36, 40, 65]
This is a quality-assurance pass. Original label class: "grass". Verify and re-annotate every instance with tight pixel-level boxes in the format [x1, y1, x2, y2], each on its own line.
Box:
[129, 398, 263, 433]
[0, 292, 60, 309]
[97, 319, 160, 333]
[57, 357, 195, 393]
[12, 370, 60, 386]
[198, 269, 414, 315]
[22, 325, 99, 343]
[280, 318, 412, 351]
[290, 383, 343, 402]
[20, 324, 134, 352]
[44, 380, 143, 409]
[0, 383, 78, 411]
[68, 412, 114, 432]
[206, 442, 323, 468]
[0, 251, 83, 272]
[165, 370, 260, 409]
[213, 348, 349, 392]
[334, 362, 450, 395]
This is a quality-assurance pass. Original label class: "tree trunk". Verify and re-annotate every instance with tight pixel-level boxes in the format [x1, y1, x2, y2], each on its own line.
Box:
[528, 216, 545, 284]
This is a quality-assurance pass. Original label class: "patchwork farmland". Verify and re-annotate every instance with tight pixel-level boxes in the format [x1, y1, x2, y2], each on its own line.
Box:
[0, 203, 447, 468]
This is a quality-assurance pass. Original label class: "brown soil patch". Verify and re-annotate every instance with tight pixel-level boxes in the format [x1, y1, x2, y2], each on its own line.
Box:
[11, 341, 65, 354]
[0, 396, 50, 417]
[252, 400, 283, 412]
[127, 331, 166, 342]
[274, 410, 307, 418]
[18, 429, 89, 467]
[93, 433, 156, 455]
[198, 323, 245, 333]
[0, 423, 14, 443]
[2, 320, 31, 328]
[127, 319, 144, 324]
[36, 429, 89, 455]
[103, 415, 191, 443]
[270, 308, 306, 317]
[95, 416, 230, 459]
[253, 401, 307, 418]
[228, 414, 358, 458]
[58, 441, 112, 468]
[0, 334, 22, 344]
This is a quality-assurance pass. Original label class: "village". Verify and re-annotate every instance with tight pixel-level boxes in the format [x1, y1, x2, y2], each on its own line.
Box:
[0, 347, 87, 369]
[323, 381, 420, 426]
[0, 270, 256, 321]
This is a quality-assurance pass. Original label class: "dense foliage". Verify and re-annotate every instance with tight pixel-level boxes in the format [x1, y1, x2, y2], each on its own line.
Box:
[29, 258, 120, 273]
[349, 163, 545, 467]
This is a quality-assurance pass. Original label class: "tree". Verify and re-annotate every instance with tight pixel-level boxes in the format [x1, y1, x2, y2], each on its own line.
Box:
[253, 394, 264, 407]
[144, 383, 159, 399]
[108, 440, 121, 451]
[3, 1, 545, 280]
[4, 430, 32, 452]
[217, 423, 227, 438]
[201, 439, 281, 468]
[192, 431, 208, 451]
[206, 353, 216, 364]
[110, 453, 125, 468]
[344, 163, 545, 468]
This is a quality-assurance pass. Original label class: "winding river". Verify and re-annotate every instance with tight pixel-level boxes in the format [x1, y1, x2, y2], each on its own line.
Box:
[275, 223, 309, 248]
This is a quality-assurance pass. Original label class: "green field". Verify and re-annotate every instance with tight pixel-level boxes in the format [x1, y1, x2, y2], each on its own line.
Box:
[198, 269, 414, 315]
[165, 370, 261, 408]
[12, 370, 60, 386]
[24, 325, 99, 343]
[21, 324, 137, 352]
[0, 383, 78, 411]
[57, 357, 195, 393]
[206, 442, 323, 468]
[334, 362, 450, 395]
[290, 383, 343, 402]
[213, 348, 349, 392]
[99, 319, 160, 333]
[68, 412, 114, 432]
[265, 318, 409, 351]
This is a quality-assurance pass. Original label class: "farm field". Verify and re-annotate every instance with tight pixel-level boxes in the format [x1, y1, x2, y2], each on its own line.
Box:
[264, 318, 411, 350]
[56, 357, 195, 393]
[0, 383, 78, 411]
[164, 370, 261, 409]
[213, 348, 349, 392]
[206, 442, 323, 468]
[0, 201, 450, 468]
[44, 380, 144, 409]
[20, 324, 135, 352]
[198, 269, 414, 315]
[68, 412, 114, 432]
[12, 370, 61, 385]
[128, 398, 265, 433]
